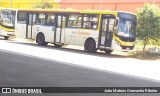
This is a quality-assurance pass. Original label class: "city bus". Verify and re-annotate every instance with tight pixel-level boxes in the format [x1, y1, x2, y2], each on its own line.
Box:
[0, 8, 16, 40]
[15, 9, 137, 53]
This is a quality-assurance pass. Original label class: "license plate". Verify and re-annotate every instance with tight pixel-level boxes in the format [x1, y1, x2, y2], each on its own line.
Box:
[126, 47, 130, 50]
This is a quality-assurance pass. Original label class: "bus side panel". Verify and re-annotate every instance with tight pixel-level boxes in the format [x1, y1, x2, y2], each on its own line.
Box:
[111, 38, 122, 51]
[55, 28, 65, 43]
[81, 29, 99, 47]
[15, 23, 26, 38]
[63, 28, 74, 45]
[32, 25, 35, 39]
[34, 25, 55, 43]
[64, 28, 99, 47]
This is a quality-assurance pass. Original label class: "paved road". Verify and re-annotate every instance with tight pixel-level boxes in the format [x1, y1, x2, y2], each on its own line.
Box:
[1, 50, 160, 87]
[0, 39, 160, 81]
[0, 50, 160, 96]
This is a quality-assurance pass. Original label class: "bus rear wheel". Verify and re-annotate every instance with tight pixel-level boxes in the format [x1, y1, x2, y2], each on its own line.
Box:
[85, 39, 97, 53]
[36, 33, 48, 46]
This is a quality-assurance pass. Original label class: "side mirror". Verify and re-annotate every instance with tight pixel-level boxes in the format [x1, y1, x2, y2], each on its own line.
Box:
[115, 17, 119, 27]
[114, 26, 118, 30]
[114, 17, 119, 30]
[136, 33, 138, 36]
[113, 17, 119, 35]
[0, 19, 2, 24]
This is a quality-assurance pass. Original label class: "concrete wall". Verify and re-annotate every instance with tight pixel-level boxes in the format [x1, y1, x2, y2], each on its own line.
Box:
[60, 3, 145, 13]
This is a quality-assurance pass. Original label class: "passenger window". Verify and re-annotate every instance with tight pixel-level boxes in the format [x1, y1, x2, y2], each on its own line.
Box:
[68, 14, 82, 28]
[46, 13, 55, 26]
[36, 13, 46, 25]
[82, 14, 99, 30]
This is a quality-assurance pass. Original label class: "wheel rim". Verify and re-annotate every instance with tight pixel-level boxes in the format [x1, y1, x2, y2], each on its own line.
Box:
[87, 40, 96, 52]
[37, 34, 44, 44]
[88, 42, 94, 50]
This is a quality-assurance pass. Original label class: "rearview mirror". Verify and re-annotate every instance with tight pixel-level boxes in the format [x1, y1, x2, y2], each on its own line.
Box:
[114, 17, 119, 30]
[0, 19, 2, 24]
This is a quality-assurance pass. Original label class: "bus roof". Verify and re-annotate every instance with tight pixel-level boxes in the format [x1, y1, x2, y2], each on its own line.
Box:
[16, 8, 136, 16]
[16, 8, 118, 14]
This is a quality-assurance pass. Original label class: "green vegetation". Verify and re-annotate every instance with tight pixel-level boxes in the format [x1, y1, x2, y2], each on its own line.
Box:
[132, 3, 160, 60]
[129, 42, 160, 60]
[32, 0, 52, 9]
[136, 3, 160, 51]
[129, 51, 160, 60]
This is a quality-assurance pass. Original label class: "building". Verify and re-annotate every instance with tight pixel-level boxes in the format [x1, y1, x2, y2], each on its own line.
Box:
[60, 0, 160, 13]
[0, 0, 160, 13]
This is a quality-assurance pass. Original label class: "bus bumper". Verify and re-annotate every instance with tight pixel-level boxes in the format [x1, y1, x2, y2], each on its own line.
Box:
[0, 29, 15, 36]
[112, 39, 135, 52]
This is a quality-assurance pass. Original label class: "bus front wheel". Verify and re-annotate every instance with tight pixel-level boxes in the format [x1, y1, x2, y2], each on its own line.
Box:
[85, 39, 97, 53]
[36, 33, 48, 46]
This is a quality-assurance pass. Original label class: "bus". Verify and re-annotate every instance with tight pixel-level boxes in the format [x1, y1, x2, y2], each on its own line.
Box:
[0, 8, 16, 40]
[15, 9, 137, 53]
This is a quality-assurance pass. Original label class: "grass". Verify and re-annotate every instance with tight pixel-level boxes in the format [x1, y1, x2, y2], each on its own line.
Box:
[128, 51, 160, 60]
[128, 40, 160, 60]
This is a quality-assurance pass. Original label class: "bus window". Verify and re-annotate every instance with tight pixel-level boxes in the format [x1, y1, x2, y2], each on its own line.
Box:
[57, 16, 61, 28]
[62, 16, 66, 28]
[17, 12, 26, 24]
[57, 15, 67, 28]
[68, 14, 82, 28]
[82, 14, 98, 29]
[46, 13, 55, 26]
[36, 13, 46, 25]
[109, 19, 115, 32]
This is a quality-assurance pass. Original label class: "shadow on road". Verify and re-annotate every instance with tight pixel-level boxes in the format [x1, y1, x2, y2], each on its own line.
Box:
[5, 39, 131, 59]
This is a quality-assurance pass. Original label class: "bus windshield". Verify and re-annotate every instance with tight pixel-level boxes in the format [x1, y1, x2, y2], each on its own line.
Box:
[116, 12, 137, 38]
[118, 19, 136, 38]
[1, 10, 15, 28]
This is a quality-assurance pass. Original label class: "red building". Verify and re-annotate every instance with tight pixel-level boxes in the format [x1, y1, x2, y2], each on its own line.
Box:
[60, 0, 160, 13]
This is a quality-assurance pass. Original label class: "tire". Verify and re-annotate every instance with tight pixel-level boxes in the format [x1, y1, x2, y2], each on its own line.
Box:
[54, 44, 63, 48]
[36, 33, 47, 46]
[105, 50, 113, 54]
[4, 36, 9, 40]
[85, 39, 97, 53]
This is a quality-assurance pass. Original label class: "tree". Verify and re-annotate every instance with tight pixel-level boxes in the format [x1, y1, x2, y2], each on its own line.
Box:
[136, 3, 160, 51]
[32, 0, 52, 9]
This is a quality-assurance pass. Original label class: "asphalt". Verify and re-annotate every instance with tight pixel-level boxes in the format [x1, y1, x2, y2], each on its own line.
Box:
[0, 39, 160, 81]
[0, 50, 160, 96]
[0, 38, 160, 96]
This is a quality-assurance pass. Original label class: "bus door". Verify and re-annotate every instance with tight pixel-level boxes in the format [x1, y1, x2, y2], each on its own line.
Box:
[99, 14, 115, 49]
[26, 13, 36, 39]
[54, 15, 66, 44]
